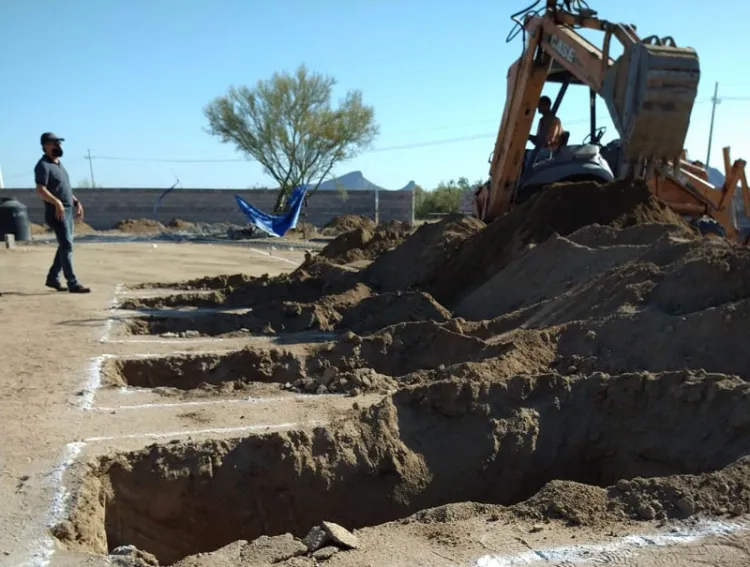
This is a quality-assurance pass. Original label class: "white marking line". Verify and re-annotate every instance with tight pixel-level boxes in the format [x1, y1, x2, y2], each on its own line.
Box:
[249, 247, 299, 266]
[474, 519, 749, 566]
[84, 420, 322, 442]
[99, 282, 124, 343]
[75, 355, 114, 410]
[103, 336, 228, 344]
[20, 442, 86, 567]
[92, 393, 336, 411]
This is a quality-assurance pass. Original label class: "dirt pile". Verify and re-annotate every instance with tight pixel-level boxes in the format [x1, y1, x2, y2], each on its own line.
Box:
[364, 214, 485, 292]
[62, 371, 750, 565]
[300, 221, 413, 268]
[320, 214, 376, 236]
[164, 218, 196, 231]
[285, 221, 317, 239]
[115, 218, 166, 233]
[424, 179, 693, 306]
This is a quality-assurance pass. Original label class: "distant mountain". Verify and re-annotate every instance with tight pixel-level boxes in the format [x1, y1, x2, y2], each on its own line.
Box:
[313, 171, 418, 192]
[316, 171, 386, 191]
[706, 165, 725, 187]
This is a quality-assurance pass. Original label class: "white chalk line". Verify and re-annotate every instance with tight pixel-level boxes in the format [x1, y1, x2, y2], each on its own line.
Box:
[74, 354, 114, 411]
[19, 284, 122, 566]
[92, 392, 339, 411]
[473, 518, 749, 566]
[84, 420, 323, 442]
[249, 246, 300, 266]
[18, 441, 87, 567]
[103, 336, 227, 344]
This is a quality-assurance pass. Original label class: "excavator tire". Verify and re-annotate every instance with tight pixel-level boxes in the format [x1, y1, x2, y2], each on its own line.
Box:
[512, 174, 608, 206]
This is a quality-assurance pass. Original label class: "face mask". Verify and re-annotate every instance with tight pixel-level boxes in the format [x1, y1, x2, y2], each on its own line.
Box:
[52, 146, 63, 158]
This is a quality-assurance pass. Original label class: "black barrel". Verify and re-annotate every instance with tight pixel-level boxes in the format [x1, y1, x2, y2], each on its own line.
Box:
[0, 197, 32, 242]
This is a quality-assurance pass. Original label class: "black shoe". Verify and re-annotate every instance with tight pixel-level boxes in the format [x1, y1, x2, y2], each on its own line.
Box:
[46, 280, 67, 292]
[69, 284, 91, 294]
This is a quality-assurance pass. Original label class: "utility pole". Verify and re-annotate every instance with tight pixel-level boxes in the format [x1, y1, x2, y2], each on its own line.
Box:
[85, 149, 96, 187]
[706, 82, 720, 169]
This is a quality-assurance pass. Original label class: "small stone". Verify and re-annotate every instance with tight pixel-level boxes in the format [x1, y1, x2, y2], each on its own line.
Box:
[302, 525, 328, 552]
[160, 332, 179, 338]
[320, 366, 338, 386]
[312, 546, 339, 560]
[315, 384, 328, 395]
[301, 378, 317, 393]
[347, 387, 361, 397]
[567, 365, 578, 374]
[586, 330, 597, 339]
[676, 496, 696, 516]
[321, 521, 359, 549]
[240, 328, 250, 333]
[338, 378, 349, 389]
[183, 330, 200, 338]
[731, 504, 744, 516]
[352, 402, 360, 410]
[637, 504, 656, 520]
[530, 524, 544, 533]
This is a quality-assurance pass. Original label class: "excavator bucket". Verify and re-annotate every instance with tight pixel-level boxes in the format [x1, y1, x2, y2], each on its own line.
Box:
[601, 41, 700, 166]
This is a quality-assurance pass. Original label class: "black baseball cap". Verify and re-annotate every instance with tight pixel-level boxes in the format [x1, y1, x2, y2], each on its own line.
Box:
[40, 132, 65, 145]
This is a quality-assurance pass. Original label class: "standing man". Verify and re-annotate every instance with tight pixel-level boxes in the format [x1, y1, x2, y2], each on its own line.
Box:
[34, 132, 91, 293]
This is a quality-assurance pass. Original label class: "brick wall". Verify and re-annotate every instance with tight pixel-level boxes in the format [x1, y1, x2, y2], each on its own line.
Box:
[1, 188, 415, 230]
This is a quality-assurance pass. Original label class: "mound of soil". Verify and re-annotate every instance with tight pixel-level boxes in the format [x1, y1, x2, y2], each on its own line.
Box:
[321, 215, 376, 236]
[364, 214, 485, 292]
[74, 219, 97, 234]
[115, 218, 166, 233]
[301, 221, 413, 268]
[426, 179, 692, 307]
[285, 221, 317, 239]
[164, 218, 196, 231]
[63, 371, 750, 565]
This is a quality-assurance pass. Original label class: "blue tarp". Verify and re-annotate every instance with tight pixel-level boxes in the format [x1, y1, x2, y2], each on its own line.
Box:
[234, 185, 308, 237]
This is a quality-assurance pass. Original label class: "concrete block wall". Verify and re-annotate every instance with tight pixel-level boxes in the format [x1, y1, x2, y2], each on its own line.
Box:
[1, 188, 415, 230]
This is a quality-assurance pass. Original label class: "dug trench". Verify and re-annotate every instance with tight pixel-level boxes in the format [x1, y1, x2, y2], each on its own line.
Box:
[62, 180, 750, 565]
[62, 372, 750, 566]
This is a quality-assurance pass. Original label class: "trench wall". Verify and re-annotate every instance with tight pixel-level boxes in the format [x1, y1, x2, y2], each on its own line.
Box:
[1, 188, 415, 230]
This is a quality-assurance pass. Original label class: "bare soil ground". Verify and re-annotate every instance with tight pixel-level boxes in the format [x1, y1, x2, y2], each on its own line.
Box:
[2, 180, 750, 567]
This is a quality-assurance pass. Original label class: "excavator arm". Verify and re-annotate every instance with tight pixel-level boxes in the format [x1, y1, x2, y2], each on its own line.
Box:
[478, 0, 700, 221]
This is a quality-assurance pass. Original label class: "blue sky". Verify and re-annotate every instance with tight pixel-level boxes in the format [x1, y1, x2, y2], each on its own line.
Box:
[2, 0, 748, 190]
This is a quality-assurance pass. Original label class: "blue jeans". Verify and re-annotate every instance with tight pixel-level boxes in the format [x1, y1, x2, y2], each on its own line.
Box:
[45, 206, 79, 287]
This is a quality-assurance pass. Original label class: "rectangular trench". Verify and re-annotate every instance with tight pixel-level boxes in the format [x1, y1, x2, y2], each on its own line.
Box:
[64, 371, 750, 566]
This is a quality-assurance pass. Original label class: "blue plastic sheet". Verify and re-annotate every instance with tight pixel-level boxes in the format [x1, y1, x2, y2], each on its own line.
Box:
[234, 185, 308, 237]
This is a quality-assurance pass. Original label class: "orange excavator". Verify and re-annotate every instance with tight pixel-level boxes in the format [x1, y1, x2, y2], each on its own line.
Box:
[473, 0, 750, 243]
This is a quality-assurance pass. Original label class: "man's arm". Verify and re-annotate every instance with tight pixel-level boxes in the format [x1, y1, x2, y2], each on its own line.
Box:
[546, 117, 562, 147]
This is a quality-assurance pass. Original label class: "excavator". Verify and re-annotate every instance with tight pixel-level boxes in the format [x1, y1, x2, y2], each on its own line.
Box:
[473, 0, 750, 244]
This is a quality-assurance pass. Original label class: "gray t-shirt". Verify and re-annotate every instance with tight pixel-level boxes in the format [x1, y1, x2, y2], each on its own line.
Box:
[34, 155, 74, 210]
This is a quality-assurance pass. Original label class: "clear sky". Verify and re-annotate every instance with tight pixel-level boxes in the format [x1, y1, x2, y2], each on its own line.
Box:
[2, 0, 748, 191]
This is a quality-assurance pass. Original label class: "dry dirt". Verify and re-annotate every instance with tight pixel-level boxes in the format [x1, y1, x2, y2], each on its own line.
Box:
[4, 179, 750, 567]
[320, 214, 377, 236]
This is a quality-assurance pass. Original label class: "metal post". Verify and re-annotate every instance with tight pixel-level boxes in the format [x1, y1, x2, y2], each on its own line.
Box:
[706, 82, 720, 169]
[86, 149, 96, 187]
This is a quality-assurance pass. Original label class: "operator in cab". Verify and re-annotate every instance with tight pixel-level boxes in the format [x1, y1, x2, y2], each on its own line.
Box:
[527, 96, 563, 162]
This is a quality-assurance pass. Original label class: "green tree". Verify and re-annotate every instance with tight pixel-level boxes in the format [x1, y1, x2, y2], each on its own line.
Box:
[414, 178, 470, 219]
[204, 64, 379, 211]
